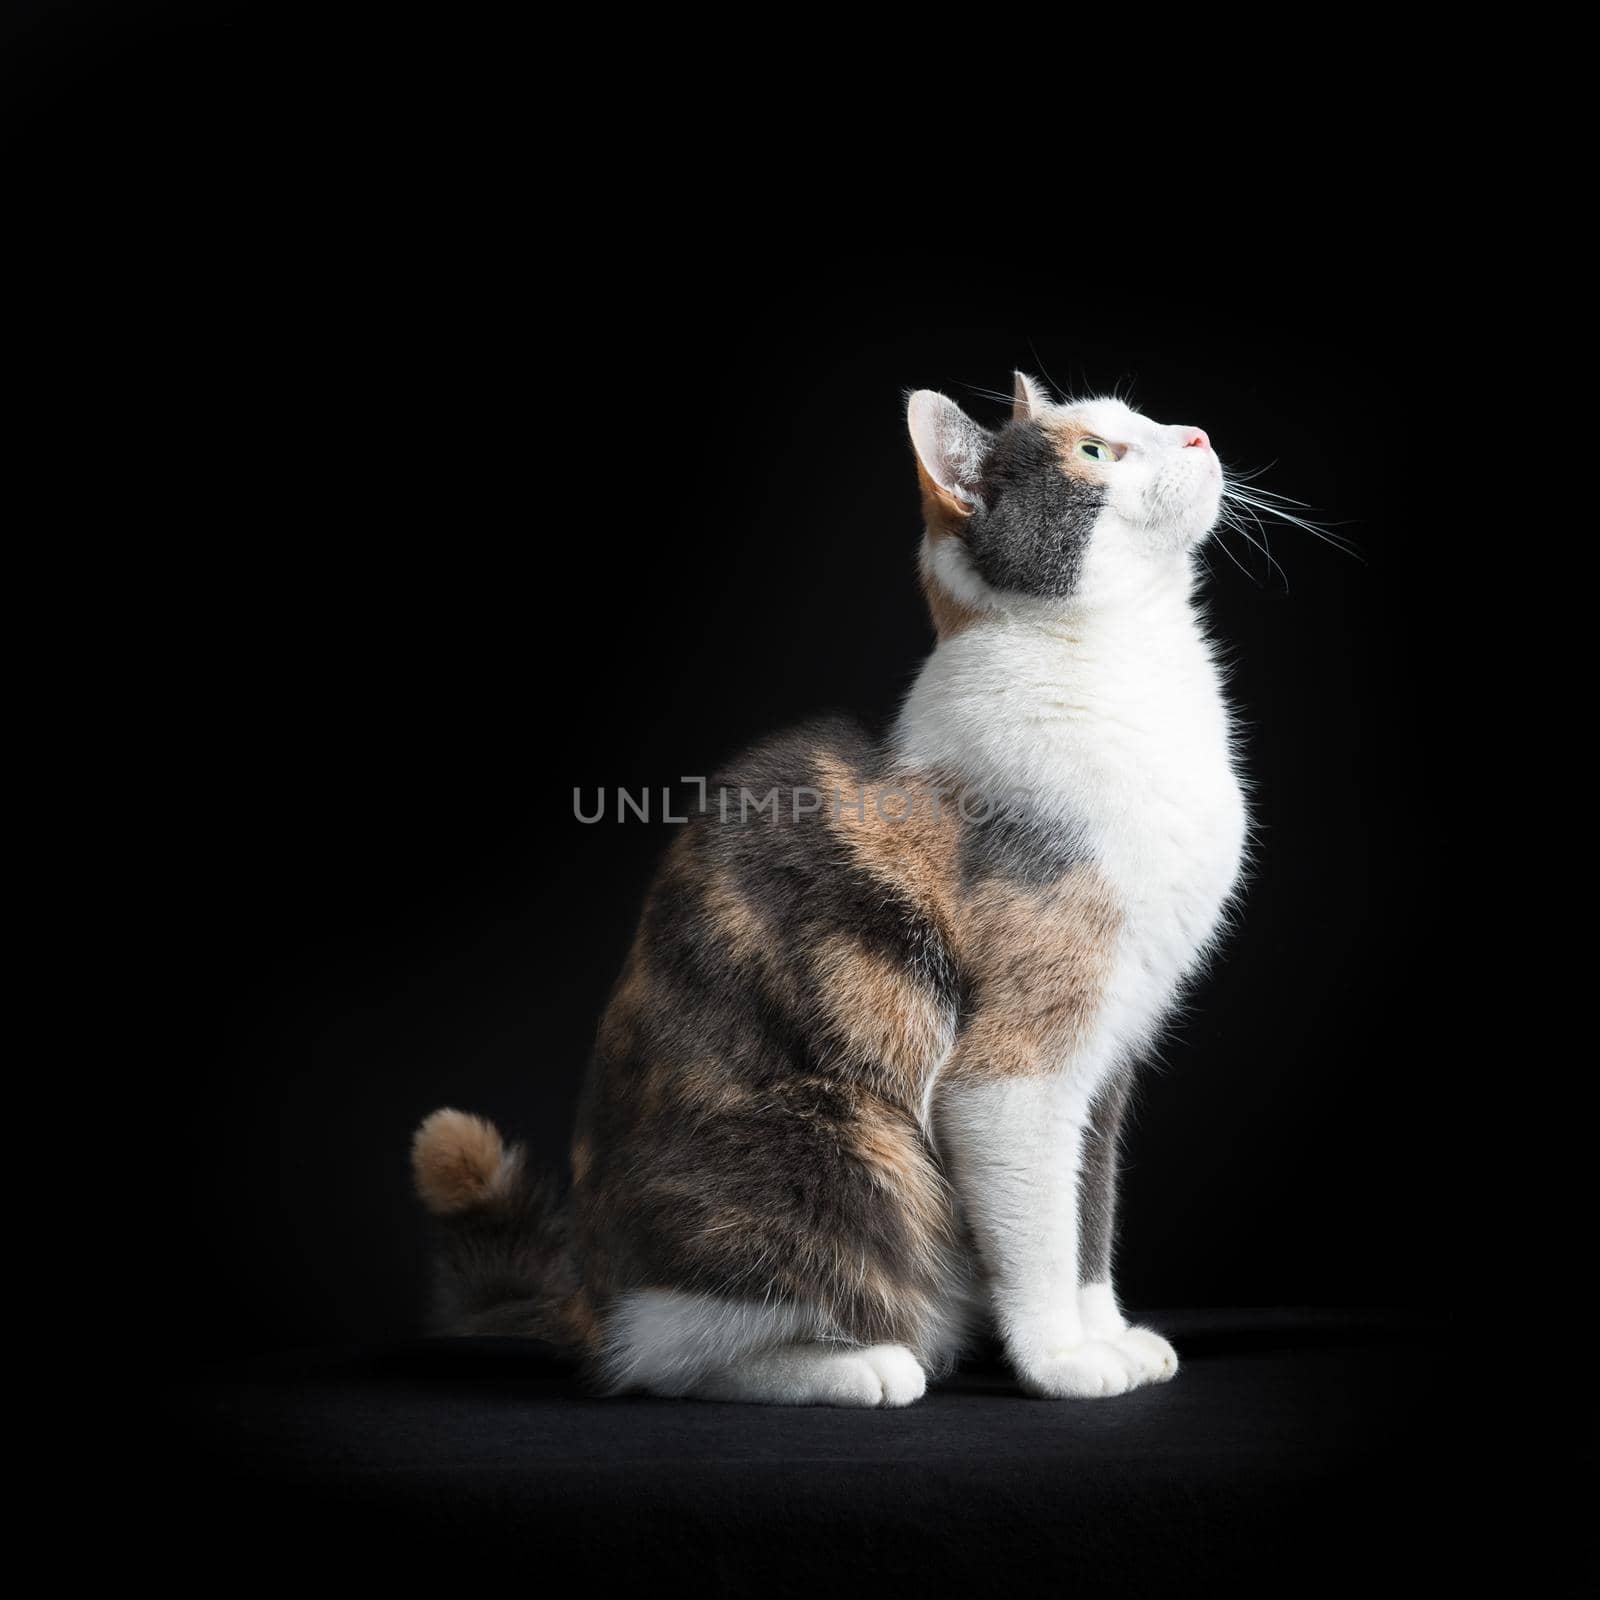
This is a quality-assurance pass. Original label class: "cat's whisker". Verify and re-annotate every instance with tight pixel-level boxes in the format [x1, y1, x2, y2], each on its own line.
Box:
[1211, 526, 1267, 588]
[1223, 517, 1290, 594]
[1026, 344, 1073, 408]
[1220, 459, 1279, 485]
[1220, 478, 1363, 561]
[1215, 496, 1291, 592]
[1223, 480, 1322, 510]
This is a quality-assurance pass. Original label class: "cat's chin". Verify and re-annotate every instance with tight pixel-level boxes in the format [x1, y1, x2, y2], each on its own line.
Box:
[1163, 507, 1225, 554]
[1094, 503, 1220, 562]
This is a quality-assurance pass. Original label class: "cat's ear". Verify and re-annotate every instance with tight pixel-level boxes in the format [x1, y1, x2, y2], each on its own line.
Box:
[907, 390, 992, 515]
[1012, 370, 1051, 422]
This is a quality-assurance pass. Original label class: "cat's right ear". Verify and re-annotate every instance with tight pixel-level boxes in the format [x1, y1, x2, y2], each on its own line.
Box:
[907, 391, 991, 522]
[1012, 371, 1051, 422]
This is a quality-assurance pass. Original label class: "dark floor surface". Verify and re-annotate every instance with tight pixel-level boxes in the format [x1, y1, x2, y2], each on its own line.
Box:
[162, 1308, 1560, 1595]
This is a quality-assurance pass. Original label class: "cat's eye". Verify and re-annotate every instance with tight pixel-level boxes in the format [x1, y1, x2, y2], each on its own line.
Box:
[1078, 438, 1117, 463]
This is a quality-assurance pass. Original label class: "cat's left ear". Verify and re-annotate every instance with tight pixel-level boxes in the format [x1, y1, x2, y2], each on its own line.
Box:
[907, 391, 992, 515]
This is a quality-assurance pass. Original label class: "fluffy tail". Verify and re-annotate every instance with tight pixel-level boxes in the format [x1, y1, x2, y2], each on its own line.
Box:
[410, 1108, 591, 1352]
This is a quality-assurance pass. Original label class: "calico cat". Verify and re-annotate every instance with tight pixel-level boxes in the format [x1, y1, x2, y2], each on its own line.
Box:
[410, 371, 1248, 1406]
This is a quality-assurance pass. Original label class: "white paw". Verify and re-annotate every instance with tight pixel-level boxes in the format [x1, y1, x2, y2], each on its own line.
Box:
[1075, 1287, 1180, 1390]
[858, 1343, 927, 1407]
[690, 1342, 928, 1407]
[1111, 1324, 1179, 1384]
[1019, 1339, 1138, 1399]
[814, 1355, 887, 1407]
[819, 1345, 926, 1407]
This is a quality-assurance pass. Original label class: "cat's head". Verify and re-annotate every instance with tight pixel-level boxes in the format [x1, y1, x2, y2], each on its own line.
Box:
[907, 373, 1221, 634]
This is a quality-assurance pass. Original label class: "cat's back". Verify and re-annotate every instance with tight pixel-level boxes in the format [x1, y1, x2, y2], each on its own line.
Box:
[682, 711, 963, 963]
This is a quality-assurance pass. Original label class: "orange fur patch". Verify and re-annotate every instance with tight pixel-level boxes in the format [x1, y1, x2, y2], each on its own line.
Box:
[920, 564, 984, 642]
[411, 1108, 513, 1215]
[915, 459, 988, 640]
[1041, 415, 1115, 488]
[701, 865, 768, 964]
[809, 934, 950, 1104]
[947, 867, 1124, 1080]
[813, 755, 962, 934]
[850, 1095, 950, 1231]
[810, 757, 1126, 1081]
[915, 458, 973, 543]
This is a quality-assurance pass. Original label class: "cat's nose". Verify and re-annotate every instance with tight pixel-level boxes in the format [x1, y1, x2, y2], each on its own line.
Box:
[1184, 429, 1211, 451]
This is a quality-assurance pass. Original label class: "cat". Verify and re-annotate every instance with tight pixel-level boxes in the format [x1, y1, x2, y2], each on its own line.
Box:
[410, 371, 1249, 1406]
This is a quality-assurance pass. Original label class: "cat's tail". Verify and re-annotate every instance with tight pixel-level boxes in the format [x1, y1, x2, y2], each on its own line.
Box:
[410, 1108, 593, 1354]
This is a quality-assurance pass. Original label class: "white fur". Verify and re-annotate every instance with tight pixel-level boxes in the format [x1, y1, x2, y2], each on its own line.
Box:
[695, 1343, 926, 1407]
[1078, 1280, 1126, 1337]
[600, 1289, 820, 1396]
[1080, 1280, 1180, 1384]
[602, 1289, 929, 1407]
[901, 386, 1248, 1399]
[937, 1074, 1107, 1394]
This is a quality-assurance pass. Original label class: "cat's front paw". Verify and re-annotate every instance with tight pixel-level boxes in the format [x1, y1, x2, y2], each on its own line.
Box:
[1077, 1286, 1179, 1387]
[1111, 1324, 1179, 1384]
[1017, 1340, 1138, 1399]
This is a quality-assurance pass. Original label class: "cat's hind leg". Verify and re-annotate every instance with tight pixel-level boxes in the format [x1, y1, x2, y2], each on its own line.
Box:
[598, 1289, 927, 1407]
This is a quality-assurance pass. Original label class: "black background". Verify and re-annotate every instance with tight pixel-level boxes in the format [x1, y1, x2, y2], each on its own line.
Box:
[20, 11, 1578, 1592]
[10, 8, 1467, 1357]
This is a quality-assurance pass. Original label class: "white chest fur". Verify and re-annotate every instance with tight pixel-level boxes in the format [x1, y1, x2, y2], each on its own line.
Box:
[895, 572, 1248, 1066]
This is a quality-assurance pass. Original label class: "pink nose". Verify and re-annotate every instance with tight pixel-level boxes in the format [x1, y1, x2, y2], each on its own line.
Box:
[1184, 429, 1211, 450]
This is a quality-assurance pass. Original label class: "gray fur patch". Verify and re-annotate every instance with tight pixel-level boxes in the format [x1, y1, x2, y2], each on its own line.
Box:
[965, 421, 1103, 598]
[1077, 1066, 1134, 1284]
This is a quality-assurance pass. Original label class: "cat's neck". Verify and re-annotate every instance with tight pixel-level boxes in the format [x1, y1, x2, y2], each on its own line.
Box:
[908, 555, 1211, 702]
[1006, 555, 1201, 656]
[892, 556, 1228, 805]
